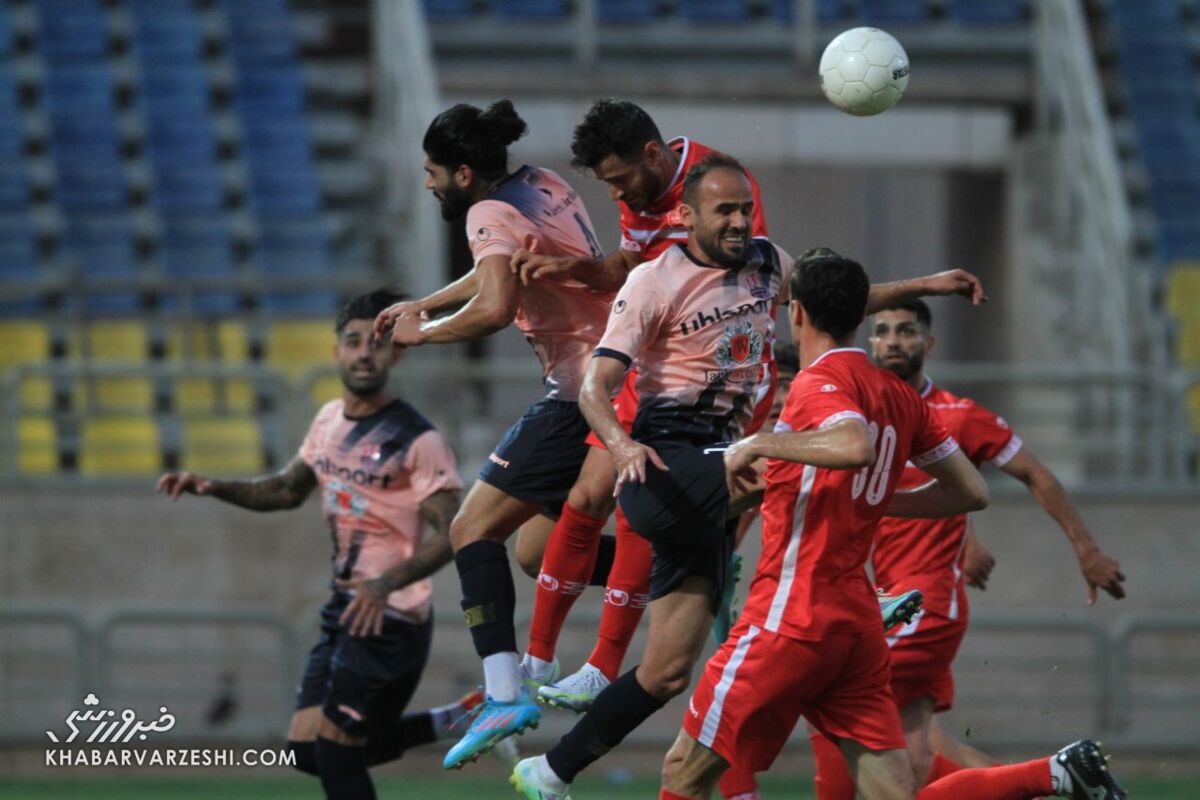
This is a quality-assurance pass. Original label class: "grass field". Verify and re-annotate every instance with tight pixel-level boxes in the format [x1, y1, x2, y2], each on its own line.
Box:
[3, 775, 1200, 798]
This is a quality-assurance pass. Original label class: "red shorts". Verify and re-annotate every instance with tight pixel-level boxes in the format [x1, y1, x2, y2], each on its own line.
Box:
[683, 621, 906, 772]
[886, 610, 967, 713]
[585, 369, 639, 448]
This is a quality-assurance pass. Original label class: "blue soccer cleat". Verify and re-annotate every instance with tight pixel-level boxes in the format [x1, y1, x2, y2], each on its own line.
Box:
[711, 552, 743, 645]
[443, 694, 540, 770]
[878, 588, 924, 632]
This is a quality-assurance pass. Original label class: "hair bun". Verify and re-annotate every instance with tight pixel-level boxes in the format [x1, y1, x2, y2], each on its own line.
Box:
[478, 99, 528, 147]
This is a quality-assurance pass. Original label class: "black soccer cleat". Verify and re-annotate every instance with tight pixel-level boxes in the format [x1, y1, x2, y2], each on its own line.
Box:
[1054, 739, 1127, 799]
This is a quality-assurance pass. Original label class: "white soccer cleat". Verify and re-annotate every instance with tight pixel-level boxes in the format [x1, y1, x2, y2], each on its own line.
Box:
[520, 653, 560, 692]
[511, 756, 572, 800]
[537, 663, 611, 713]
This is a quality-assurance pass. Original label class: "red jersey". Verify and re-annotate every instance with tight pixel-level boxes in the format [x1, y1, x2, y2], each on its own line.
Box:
[617, 138, 768, 262]
[739, 350, 957, 641]
[873, 379, 1021, 620]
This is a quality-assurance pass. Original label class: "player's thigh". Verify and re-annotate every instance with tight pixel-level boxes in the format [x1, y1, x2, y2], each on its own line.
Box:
[637, 575, 716, 698]
[287, 705, 324, 742]
[318, 712, 365, 746]
[839, 739, 917, 800]
[564, 446, 617, 518]
[450, 479, 543, 550]
[927, 715, 995, 769]
[514, 513, 556, 578]
[899, 696, 936, 785]
[662, 728, 730, 796]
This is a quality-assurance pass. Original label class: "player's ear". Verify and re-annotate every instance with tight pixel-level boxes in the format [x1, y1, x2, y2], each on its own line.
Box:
[924, 331, 936, 357]
[643, 139, 661, 163]
[789, 299, 805, 329]
[678, 201, 694, 228]
[454, 164, 473, 189]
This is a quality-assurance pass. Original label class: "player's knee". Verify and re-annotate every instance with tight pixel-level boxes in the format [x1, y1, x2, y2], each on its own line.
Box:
[638, 661, 693, 700]
[514, 537, 542, 578]
[566, 480, 615, 519]
[450, 512, 504, 550]
[287, 739, 318, 776]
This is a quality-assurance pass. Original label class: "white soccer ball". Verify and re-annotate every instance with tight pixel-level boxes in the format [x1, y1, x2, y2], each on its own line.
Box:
[819, 27, 910, 116]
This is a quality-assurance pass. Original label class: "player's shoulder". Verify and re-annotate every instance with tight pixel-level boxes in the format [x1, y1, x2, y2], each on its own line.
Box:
[924, 382, 980, 414]
[314, 398, 344, 422]
[383, 398, 437, 434]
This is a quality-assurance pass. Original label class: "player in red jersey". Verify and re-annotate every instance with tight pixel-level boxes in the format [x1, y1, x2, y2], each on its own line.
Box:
[157, 291, 475, 800]
[805, 300, 1128, 799]
[660, 251, 1126, 800]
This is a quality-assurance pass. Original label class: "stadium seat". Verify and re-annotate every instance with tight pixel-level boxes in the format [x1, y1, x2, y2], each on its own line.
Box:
[79, 416, 161, 475]
[64, 215, 140, 310]
[0, 320, 51, 369]
[152, 167, 224, 214]
[1166, 265, 1200, 321]
[261, 291, 341, 316]
[0, 213, 38, 283]
[422, 0, 475, 20]
[166, 320, 251, 363]
[36, 0, 108, 62]
[85, 320, 148, 361]
[860, 0, 929, 23]
[17, 416, 58, 474]
[257, 217, 328, 274]
[128, 0, 204, 61]
[181, 417, 264, 474]
[140, 65, 212, 117]
[264, 319, 334, 380]
[596, 0, 658, 23]
[1190, 385, 1200, 433]
[0, 5, 12, 57]
[949, 0, 1026, 24]
[220, 0, 297, 65]
[18, 376, 55, 412]
[233, 67, 306, 115]
[1178, 320, 1200, 365]
[678, 0, 750, 22]
[492, 0, 568, 19]
[309, 373, 342, 407]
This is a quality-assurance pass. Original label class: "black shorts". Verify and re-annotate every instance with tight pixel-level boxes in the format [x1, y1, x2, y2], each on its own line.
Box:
[477, 397, 592, 512]
[296, 594, 433, 737]
[617, 439, 734, 613]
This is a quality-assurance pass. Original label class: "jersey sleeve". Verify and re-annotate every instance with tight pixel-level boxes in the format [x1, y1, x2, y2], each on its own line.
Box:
[594, 266, 669, 367]
[404, 429, 464, 503]
[297, 402, 336, 466]
[959, 401, 1022, 466]
[746, 168, 769, 237]
[617, 203, 643, 255]
[909, 399, 959, 469]
[466, 201, 525, 265]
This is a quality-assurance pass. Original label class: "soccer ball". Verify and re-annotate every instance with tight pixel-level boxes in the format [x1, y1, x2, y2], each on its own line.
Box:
[819, 27, 910, 116]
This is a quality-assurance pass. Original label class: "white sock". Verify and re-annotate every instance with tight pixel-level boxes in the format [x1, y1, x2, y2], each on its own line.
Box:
[534, 754, 569, 793]
[1048, 755, 1073, 796]
[483, 651, 521, 702]
[522, 653, 554, 681]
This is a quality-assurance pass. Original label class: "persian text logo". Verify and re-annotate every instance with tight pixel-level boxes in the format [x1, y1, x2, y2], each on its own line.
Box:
[46, 694, 175, 744]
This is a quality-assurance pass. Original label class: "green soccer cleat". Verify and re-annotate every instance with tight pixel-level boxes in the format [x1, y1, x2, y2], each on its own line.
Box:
[511, 756, 573, 800]
[878, 588, 924, 632]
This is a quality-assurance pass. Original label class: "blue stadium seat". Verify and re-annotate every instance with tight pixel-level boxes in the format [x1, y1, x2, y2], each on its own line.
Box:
[860, 0, 929, 23]
[69, 214, 144, 313]
[492, 0, 568, 19]
[246, 168, 321, 215]
[678, 0, 750, 22]
[220, 0, 296, 65]
[233, 67, 306, 115]
[596, 0, 658, 23]
[36, 0, 108, 62]
[770, 0, 848, 23]
[261, 290, 340, 315]
[0, 63, 21, 158]
[140, 65, 211, 115]
[145, 118, 218, 161]
[129, 4, 204, 62]
[53, 160, 127, 211]
[42, 65, 114, 113]
[0, 6, 12, 57]
[0, 162, 29, 209]
[257, 217, 328, 275]
[152, 167, 224, 213]
[949, 0, 1026, 24]
[423, 0, 475, 19]
[0, 213, 38, 279]
[159, 215, 234, 276]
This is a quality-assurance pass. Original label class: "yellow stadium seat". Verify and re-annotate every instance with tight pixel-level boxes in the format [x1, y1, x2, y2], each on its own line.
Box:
[1190, 386, 1200, 433]
[79, 416, 161, 476]
[166, 321, 250, 362]
[310, 374, 342, 407]
[17, 375, 54, 412]
[181, 417, 264, 475]
[18, 417, 58, 474]
[174, 377, 219, 414]
[265, 320, 335, 380]
[86, 321, 148, 361]
[1178, 320, 1200, 366]
[90, 377, 155, 412]
[1166, 265, 1200, 322]
[0, 320, 51, 370]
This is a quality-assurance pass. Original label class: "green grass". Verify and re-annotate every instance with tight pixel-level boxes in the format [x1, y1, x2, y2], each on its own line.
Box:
[2, 775, 1199, 799]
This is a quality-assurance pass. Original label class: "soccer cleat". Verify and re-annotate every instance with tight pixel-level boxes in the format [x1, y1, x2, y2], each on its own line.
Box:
[1053, 739, 1127, 799]
[537, 662, 611, 713]
[511, 757, 572, 800]
[712, 552, 744, 645]
[490, 732, 521, 769]
[878, 587, 923, 632]
[442, 694, 540, 770]
[520, 653, 560, 693]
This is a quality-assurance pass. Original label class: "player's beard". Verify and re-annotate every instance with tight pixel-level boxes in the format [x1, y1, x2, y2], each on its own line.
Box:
[695, 225, 749, 270]
[880, 348, 924, 381]
[435, 183, 473, 221]
[340, 363, 389, 397]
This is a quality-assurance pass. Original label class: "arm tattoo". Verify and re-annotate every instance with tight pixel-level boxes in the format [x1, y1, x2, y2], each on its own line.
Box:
[208, 457, 318, 512]
[377, 490, 460, 592]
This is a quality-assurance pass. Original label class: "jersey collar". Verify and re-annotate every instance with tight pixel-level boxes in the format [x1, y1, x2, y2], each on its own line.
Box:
[652, 137, 690, 206]
[919, 375, 934, 397]
[808, 347, 867, 369]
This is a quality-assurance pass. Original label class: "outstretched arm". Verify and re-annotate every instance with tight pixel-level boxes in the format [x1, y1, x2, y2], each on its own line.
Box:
[510, 248, 639, 292]
[885, 448, 989, 518]
[381, 255, 520, 346]
[1000, 447, 1126, 603]
[865, 269, 988, 312]
[156, 456, 318, 512]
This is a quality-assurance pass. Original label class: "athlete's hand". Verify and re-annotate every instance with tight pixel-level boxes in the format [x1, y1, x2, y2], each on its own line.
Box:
[510, 250, 577, 286]
[923, 269, 988, 305]
[373, 300, 427, 342]
[610, 438, 669, 496]
[1078, 546, 1126, 604]
[386, 314, 428, 348]
[335, 576, 391, 637]
[156, 471, 213, 500]
[723, 437, 762, 498]
[962, 536, 996, 590]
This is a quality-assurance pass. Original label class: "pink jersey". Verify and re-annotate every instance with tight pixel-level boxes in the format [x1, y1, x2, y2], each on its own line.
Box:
[738, 350, 957, 641]
[873, 379, 1021, 620]
[618, 138, 769, 261]
[467, 165, 614, 402]
[595, 238, 788, 443]
[299, 398, 463, 623]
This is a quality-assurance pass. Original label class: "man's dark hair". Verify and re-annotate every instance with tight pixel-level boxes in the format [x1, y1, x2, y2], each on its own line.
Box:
[336, 289, 406, 334]
[681, 153, 749, 207]
[791, 248, 870, 341]
[423, 99, 527, 179]
[883, 299, 933, 328]
[570, 99, 664, 170]
[773, 341, 799, 373]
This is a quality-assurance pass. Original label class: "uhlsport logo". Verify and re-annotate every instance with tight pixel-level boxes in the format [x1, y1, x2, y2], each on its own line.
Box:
[538, 573, 560, 592]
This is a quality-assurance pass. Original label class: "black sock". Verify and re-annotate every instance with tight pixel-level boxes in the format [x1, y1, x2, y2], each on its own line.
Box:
[455, 540, 517, 658]
[287, 739, 317, 776]
[589, 534, 616, 586]
[545, 668, 664, 783]
[364, 712, 437, 766]
[315, 737, 376, 800]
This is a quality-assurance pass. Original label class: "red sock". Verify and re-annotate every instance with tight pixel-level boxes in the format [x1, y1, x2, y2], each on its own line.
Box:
[587, 508, 652, 680]
[924, 753, 964, 784]
[659, 791, 694, 800]
[809, 730, 855, 800]
[918, 758, 1052, 800]
[526, 503, 606, 662]
[718, 765, 759, 799]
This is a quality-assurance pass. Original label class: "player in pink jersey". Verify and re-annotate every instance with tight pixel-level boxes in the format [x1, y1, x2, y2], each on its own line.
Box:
[660, 251, 1127, 800]
[157, 291, 475, 800]
[370, 100, 617, 769]
[806, 299, 1128, 800]
[511, 156, 991, 800]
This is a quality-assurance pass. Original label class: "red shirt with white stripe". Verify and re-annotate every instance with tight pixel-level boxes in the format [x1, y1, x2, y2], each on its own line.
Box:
[872, 378, 1021, 620]
[617, 137, 768, 261]
[738, 350, 957, 641]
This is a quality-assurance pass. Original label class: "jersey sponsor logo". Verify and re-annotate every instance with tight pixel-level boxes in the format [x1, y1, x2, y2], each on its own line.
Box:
[538, 573, 560, 592]
[605, 588, 629, 607]
[488, 452, 511, 469]
[678, 298, 772, 336]
[476, 227, 491, 241]
[715, 320, 765, 370]
[743, 270, 772, 300]
[313, 456, 393, 488]
[325, 479, 368, 517]
[821, 384, 838, 393]
[705, 366, 760, 384]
